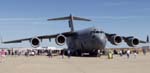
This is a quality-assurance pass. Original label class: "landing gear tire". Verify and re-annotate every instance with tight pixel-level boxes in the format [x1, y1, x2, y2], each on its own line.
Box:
[89, 52, 97, 56]
[76, 50, 82, 56]
[72, 50, 82, 56]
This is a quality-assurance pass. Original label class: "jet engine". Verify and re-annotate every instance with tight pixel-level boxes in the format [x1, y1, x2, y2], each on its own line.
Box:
[107, 35, 122, 45]
[30, 37, 41, 48]
[55, 34, 66, 46]
[124, 37, 139, 47]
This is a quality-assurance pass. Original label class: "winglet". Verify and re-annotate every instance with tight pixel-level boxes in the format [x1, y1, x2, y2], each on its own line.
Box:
[48, 14, 91, 32]
[147, 35, 149, 43]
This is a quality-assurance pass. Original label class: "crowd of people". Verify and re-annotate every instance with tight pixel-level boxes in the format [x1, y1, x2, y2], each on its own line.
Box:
[0, 48, 149, 62]
[0, 48, 73, 63]
[0, 48, 62, 59]
[110, 48, 149, 59]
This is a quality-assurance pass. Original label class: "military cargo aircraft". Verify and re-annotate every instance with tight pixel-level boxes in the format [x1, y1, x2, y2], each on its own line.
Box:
[2, 14, 149, 56]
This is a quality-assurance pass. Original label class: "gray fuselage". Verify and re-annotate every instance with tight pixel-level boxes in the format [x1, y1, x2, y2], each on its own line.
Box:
[66, 27, 107, 52]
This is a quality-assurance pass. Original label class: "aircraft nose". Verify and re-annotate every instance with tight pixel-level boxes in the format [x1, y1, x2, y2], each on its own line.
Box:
[96, 33, 107, 48]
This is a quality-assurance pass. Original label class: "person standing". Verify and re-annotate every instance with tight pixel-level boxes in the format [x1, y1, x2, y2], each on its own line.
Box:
[142, 48, 146, 55]
[0, 49, 6, 63]
[119, 50, 123, 57]
[97, 49, 101, 57]
[126, 49, 130, 59]
[61, 50, 65, 59]
[134, 51, 137, 58]
[108, 50, 113, 59]
[67, 50, 71, 58]
[47, 49, 52, 58]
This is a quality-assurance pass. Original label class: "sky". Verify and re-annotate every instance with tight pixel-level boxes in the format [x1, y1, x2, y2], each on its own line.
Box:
[0, 0, 150, 48]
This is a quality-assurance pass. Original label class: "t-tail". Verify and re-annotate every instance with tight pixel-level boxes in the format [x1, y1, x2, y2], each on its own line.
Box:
[47, 14, 91, 32]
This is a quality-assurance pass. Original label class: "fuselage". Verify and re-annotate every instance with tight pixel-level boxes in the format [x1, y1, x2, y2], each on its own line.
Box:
[66, 27, 107, 52]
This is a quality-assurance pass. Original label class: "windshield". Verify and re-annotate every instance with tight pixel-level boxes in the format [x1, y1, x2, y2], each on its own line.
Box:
[91, 31, 104, 34]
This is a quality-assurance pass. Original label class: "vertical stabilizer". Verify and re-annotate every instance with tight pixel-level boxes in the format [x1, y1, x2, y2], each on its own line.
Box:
[48, 14, 91, 32]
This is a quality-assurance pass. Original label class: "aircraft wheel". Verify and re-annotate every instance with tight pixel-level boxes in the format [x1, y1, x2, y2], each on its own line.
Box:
[75, 50, 82, 56]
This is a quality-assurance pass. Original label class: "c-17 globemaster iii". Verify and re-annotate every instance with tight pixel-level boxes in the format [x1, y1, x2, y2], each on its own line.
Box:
[2, 14, 149, 56]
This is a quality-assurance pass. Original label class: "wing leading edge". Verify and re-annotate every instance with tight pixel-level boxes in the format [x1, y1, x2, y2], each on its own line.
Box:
[105, 33, 148, 47]
[2, 32, 76, 44]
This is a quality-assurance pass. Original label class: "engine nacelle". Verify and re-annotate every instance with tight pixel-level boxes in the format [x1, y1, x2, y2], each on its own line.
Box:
[125, 38, 139, 47]
[108, 35, 122, 45]
[30, 37, 41, 48]
[55, 34, 66, 46]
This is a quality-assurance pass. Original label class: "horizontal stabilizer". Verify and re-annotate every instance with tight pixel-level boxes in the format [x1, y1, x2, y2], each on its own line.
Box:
[47, 14, 91, 32]
[48, 15, 91, 21]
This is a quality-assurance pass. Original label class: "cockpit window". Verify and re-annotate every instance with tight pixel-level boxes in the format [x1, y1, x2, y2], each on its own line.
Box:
[91, 31, 104, 34]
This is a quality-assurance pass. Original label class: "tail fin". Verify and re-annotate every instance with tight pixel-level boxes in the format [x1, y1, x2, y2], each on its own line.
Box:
[48, 14, 91, 32]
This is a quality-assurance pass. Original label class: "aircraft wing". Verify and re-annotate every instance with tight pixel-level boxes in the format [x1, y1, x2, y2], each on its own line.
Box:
[105, 33, 148, 47]
[2, 32, 76, 44]
[139, 40, 147, 43]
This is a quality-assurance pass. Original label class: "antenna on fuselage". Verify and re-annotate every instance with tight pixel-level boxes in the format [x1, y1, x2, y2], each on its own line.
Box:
[48, 14, 91, 32]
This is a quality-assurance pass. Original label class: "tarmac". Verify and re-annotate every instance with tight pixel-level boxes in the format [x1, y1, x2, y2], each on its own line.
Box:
[0, 53, 150, 73]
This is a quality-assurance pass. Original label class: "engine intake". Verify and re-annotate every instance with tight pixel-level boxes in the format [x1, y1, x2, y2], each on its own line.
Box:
[30, 37, 41, 48]
[55, 34, 66, 46]
[125, 38, 139, 47]
[108, 35, 122, 45]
